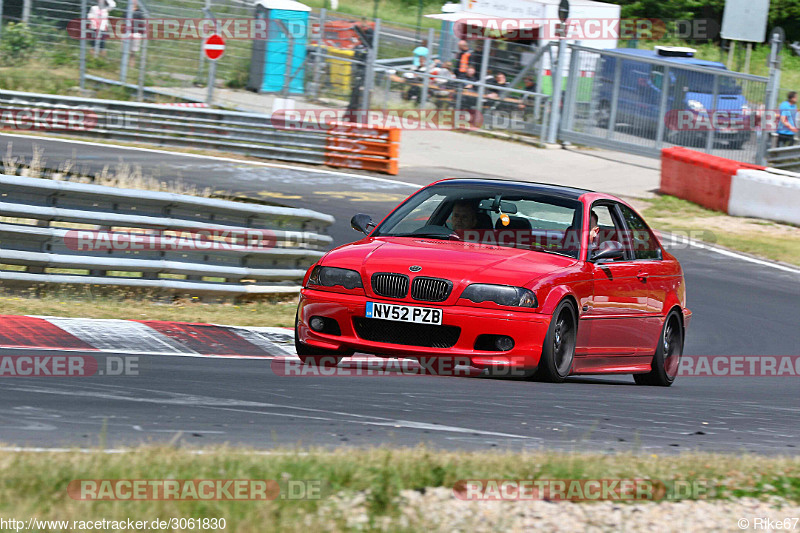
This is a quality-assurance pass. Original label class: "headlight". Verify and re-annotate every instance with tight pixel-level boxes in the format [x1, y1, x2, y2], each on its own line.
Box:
[460, 284, 537, 307]
[741, 104, 750, 114]
[687, 99, 705, 112]
[307, 266, 363, 290]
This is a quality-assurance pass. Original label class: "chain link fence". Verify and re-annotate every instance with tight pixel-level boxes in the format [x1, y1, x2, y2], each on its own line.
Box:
[0, 3, 789, 162]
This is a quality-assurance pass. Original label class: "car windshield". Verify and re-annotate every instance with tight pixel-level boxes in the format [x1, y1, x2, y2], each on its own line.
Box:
[673, 68, 742, 95]
[373, 183, 583, 259]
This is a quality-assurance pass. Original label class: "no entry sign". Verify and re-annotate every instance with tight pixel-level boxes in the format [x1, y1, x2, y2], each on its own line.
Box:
[203, 34, 225, 61]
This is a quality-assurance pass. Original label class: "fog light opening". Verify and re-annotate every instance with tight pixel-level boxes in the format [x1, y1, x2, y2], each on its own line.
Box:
[310, 316, 326, 332]
[495, 336, 515, 351]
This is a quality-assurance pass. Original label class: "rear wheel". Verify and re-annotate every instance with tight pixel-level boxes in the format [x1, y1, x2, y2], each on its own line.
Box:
[294, 312, 349, 367]
[533, 300, 577, 383]
[634, 311, 683, 386]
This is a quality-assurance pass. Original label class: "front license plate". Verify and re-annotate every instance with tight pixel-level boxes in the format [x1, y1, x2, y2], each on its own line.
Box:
[365, 302, 442, 325]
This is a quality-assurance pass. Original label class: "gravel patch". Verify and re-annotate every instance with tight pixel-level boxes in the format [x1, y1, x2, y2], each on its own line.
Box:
[318, 488, 800, 532]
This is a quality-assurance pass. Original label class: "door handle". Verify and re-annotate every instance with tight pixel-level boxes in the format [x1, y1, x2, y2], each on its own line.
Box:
[636, 271, 648, 282]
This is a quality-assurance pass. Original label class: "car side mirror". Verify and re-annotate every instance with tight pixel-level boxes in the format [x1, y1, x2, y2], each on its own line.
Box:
[351, 213, 375, 235]
[591, 240, 625, 262]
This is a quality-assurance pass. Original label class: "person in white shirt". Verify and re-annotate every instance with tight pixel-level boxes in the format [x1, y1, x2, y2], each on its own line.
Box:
[88, 0, 116, 57]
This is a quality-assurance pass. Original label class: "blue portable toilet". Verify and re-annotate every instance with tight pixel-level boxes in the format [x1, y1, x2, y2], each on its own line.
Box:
[247, 0, 311, 94]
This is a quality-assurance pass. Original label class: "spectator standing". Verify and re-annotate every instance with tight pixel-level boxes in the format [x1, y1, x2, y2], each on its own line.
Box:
[88, 0, 116, 57]
[777, 91, 798, 147]
[454, 40, 474, 79]
[129, 0, 146, 67]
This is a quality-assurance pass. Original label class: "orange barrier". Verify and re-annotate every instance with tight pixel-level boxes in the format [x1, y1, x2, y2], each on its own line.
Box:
[325, 122, 400, 175]
[660, 147, 764, 212]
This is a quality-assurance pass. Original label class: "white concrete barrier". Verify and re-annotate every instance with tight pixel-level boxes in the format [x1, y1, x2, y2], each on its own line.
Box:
[729, 168, 800, 226]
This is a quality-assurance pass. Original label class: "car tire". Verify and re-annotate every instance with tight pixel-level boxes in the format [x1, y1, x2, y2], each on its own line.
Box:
[533, 300, 577, 383]
[294, 312, 349, 368]
[634, 310, 683, 387]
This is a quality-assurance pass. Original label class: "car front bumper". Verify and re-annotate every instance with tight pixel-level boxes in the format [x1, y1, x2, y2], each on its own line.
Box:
[297, 288, 552, 369]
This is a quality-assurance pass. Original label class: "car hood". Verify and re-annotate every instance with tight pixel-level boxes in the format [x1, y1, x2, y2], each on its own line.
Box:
[320, 237, 577, 303]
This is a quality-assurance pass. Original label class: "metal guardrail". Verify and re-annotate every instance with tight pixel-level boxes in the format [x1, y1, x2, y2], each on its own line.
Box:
[0, 90, 401, 175]
[0, 174, 334, 297]
[767, 144, 800, 172]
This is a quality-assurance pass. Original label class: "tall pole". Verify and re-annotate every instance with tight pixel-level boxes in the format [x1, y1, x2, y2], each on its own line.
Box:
[546, 23, 567, 143]
[415, 0, 422, 41]
[119, 0, 135, 83]
[22, 0, 31, 24]
[80, 0, 88, 90]
[0, 0, 4, 41]
[757, 31, 782, 165]
[361, 18, 380, 110]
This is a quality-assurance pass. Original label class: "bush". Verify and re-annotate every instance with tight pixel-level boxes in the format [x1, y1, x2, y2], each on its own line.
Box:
[0, 22, 38, 65]
[226, 58, 252, 89]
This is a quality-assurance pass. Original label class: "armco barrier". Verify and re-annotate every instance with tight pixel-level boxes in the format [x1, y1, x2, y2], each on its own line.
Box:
[660, 147, 765, 212]
[0, 174, 334, 297]
[0, 90, 400, 175]
[729, 168, 800, 226]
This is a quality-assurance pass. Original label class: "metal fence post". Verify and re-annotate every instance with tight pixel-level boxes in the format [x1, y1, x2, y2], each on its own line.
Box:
[80, 0, 88, 90]
[561, 44, 580, 133]
[757, 33, 782, 166]
[654, 65, 671, 150]
[119, 0, 134, 83]
[362, 18, 380, 110]
[311, 8, 326, 98]
[605, 56, 623, 139]
[546, 33, 566, 144]
[22, 0, 31, 24]
[419, 27, 434, 108]
[137, 30, 148, 101]
[277, 20, 295, 97]
[704, 73, 719, 153]
[476, 38, 491, 114]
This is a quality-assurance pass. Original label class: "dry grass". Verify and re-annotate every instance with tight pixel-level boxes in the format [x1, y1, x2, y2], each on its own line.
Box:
[630, 195, 800, 267]
[4, 141, 214, 197]
[0, 445, 796, 533]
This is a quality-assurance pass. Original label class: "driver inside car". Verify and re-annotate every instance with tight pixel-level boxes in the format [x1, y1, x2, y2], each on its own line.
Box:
[449, 199, 492, 231]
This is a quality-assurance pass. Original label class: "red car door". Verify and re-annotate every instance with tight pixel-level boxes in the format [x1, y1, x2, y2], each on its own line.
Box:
[579, 202, 656, 357]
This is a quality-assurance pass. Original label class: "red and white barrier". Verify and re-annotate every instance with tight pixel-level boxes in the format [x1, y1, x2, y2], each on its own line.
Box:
[729, 168, 800, 226]
[660, 147, 799, 226]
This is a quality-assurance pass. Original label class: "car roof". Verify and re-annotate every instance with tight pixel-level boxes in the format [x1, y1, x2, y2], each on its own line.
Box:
[429, 178, 593, 200]
[606, 48, 727, 69]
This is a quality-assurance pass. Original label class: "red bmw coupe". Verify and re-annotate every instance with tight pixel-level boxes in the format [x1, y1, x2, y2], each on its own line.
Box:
[295, 179, 691, 385]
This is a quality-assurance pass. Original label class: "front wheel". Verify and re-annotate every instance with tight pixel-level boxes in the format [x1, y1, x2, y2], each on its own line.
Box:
[634, 311, 683, 386]
[533, 300, 577, 383]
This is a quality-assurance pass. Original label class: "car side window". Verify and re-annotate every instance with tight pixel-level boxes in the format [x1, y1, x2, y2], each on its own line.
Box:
[588, 203, 630, 261]
[618, 204, 662, 260]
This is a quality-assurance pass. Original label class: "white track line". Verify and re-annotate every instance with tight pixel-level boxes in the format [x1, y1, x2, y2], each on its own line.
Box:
[4, 133, 798, 275]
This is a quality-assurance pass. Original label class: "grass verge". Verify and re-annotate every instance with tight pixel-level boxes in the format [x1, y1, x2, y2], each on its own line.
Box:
[0, 446, 797, 532]
[634, 195, 800, 267]
[0, 291, 298, 327]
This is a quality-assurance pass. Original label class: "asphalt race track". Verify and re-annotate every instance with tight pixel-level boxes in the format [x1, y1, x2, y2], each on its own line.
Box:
[1, 133, 798, 453]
